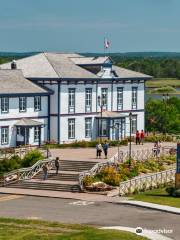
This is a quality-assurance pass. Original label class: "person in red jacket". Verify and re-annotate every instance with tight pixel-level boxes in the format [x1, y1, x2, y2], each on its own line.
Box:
[136, 130, 140, 145]
[140, 129, 145, 145]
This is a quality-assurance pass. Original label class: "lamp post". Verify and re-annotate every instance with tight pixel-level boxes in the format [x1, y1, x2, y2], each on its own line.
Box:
[98, 95, 103, 143]
[129, 112, 133, 168]
[162, 93, 169, 135]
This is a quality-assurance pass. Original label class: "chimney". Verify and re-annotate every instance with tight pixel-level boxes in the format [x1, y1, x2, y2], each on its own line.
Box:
[11, 60, 17, 69]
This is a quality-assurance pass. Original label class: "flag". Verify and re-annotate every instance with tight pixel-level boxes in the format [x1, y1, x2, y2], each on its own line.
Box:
[104, 38, 110, 49]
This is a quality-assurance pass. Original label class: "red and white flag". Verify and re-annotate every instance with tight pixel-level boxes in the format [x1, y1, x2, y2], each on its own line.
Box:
[104, 39, 110, 49]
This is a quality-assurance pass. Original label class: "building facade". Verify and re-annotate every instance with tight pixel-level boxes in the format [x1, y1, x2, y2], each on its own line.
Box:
[0, 53, 151, 147]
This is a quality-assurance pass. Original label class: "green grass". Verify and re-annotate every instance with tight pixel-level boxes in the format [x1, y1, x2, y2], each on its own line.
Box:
[146, 78, 180, 88]
[0, 218, 147, 240]
[131, 188, 180, 208]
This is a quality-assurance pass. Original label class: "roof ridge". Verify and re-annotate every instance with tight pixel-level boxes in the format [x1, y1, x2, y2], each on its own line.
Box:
[43, 52, 61, 78]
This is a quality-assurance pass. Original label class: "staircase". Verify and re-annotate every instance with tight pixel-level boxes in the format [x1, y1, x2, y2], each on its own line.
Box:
[6, 160, 97, 193]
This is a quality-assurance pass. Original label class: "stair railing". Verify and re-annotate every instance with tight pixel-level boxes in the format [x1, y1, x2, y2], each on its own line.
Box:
[3, 158, 55, 186]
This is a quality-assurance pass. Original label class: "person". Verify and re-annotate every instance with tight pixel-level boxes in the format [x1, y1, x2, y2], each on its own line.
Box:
[102, 140, 109, 159]
[42, 163, 48, 180]
[55, 157, 60, 175]
[96, 143, 102, 159]
[136, 130, 140, 145]
[140, 130, 145, 145]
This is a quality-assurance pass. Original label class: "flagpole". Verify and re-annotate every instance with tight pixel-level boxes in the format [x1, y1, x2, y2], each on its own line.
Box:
[104, 37, 105, 57]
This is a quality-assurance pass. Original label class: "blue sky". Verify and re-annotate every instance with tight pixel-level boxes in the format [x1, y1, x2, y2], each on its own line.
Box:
[0, 0, 179, 52]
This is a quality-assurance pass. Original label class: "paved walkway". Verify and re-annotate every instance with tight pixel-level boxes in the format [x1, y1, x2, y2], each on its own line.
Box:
[50, 142, 176, 162]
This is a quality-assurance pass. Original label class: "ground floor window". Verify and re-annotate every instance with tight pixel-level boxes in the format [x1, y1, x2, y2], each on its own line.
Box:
[99, 119, 108, 137]
[1, 127, 9, 145]
[131, 116, 137, 134]
[85, 118, 92, 138]
[34, 127, 40, 142]
[68, 119, 75, 139]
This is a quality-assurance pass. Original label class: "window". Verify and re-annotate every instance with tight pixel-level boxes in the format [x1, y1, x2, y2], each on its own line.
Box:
[85, 88, 92, 112]
[1, 127, 9, 145]
[132, 87, 138, 110]
[34, 96, 41, 111]
[85, 118, 92, 138]
[19, 97, 27, 112]
[99, 119, 108, 137]
[68, 119, 75, 139]
[117, 87, 123, 110]
[1, 97, 9, 113]
[68, 89, 75, 113]
[131, 116, 137, 134]
[101, 88, 108, 110]
[34, 127, 40, 142]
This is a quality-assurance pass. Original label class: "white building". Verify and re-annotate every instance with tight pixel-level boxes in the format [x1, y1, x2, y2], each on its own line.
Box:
[0, 53, 151, 147]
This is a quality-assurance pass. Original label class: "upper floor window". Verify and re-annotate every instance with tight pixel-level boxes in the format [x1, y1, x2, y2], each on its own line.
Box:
[19, 97, 27, 112]
[132, 87, 138, 110]
[101, 88, 108, 110]
[68, 119, 75, 139]
[85, 118, 92, 138]
[117, 87, 123, 111]
[1, 126, 9, 145]
[85, 88, 92, 112]
[34, 96, 41, 111]
[1, 97, 9, 113]
[68, 89, 75, 113]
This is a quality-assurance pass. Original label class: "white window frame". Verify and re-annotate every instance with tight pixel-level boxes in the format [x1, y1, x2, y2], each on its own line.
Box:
[1, 127, 9, 145]
[85, 118, 92, 138]
[101, 88, 108, 110]
[117, 87, 123, 111]
[68, 89, 75, 113]
[34, 96, 41, 111]
[68, 119, 75, 139]
[34, 126, 40, 142]
[19, 97, 27, 112]
[1, 97, 9, 113]
[131, 116, 137, 134]
[85, 88, 92, 113]
[132, 87, 138, 110]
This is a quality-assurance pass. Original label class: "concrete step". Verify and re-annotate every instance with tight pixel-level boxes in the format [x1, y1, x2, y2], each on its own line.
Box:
[34, 170, 79, 181]
[58, 160, 97, 172]
[8, 180, 80, 192]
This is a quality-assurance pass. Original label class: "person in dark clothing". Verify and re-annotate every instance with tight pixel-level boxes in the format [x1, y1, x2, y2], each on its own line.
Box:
[42, 163, 48, 180]
[55, 157, 60, 175]
[103, 141, 109, 159]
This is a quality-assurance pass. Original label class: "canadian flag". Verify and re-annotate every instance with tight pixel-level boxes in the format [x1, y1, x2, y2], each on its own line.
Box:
[104, 39, 110, 49]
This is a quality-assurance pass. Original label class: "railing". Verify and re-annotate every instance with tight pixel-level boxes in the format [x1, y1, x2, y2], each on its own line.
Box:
[0, 146, 48, 160]
[119, 168, 176, 196]
[3, 158, 55, 186]
[79, 146, 175, 190]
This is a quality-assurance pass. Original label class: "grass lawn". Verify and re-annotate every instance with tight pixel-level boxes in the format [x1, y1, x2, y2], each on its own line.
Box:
[146, 78, 180, 88]
[0, 218, 148, 240]
[131, 188, 180, 208]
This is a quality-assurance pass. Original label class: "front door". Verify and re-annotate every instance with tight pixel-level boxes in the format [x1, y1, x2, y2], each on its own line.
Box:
[113, 118, 126, 140]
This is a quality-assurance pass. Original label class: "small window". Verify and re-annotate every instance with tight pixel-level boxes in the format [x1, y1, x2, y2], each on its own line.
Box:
[1, 127, 9, 145]
[34, 126, 40, 142]
[131, 116, 137, 134]
[68, 89, 75, 113]
[34, 96, 41, 111]
[68, 119, 75, 139]
[85, 88, 92, 113]
[117, 87, 123, 110]
[19, 97, 27, 112]
[85, 118, 92, 138]
[132, 87, 138, 110]
[1, 97, 9, 113]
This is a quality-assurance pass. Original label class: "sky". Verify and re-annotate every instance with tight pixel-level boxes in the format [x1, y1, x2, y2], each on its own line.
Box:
[0, 0, 180, 53]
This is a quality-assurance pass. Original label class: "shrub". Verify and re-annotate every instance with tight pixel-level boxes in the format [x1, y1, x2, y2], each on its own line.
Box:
[0, 155, 21, 174]
[83, 175, 94, 187]
[21, 149, 44, 168]
[97, 166, 121, 186]
[166, 185, 180, 197]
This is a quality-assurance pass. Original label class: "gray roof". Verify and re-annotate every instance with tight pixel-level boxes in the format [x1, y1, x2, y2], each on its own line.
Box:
[0, 70, 51, 95]
[0, 52, 151, 80]
[15, 118, 43, 127]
